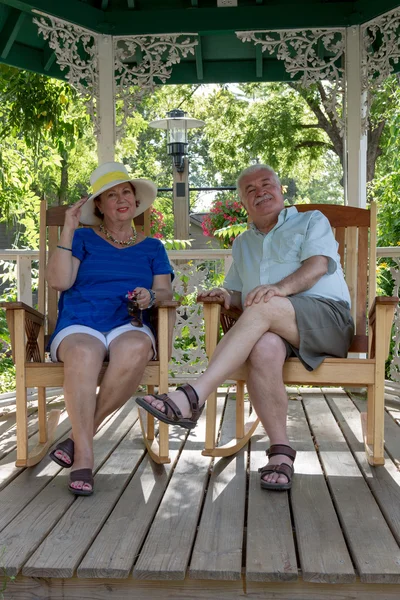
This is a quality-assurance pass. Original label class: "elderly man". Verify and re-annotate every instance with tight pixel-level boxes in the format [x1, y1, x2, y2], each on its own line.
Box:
[137, 164, 354, 491]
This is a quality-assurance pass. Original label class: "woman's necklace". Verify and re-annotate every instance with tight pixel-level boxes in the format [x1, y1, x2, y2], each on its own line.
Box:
[99, 222, 137, 246]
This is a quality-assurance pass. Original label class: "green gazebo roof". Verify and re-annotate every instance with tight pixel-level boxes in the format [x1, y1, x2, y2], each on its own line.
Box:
[0, 0, 399, 84]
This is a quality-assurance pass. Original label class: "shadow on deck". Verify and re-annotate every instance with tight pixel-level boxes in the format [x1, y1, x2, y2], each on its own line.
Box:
[1, 384, 400, 599]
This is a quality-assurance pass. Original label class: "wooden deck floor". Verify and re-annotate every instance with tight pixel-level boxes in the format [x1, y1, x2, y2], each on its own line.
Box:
[1, 385, 400, 599]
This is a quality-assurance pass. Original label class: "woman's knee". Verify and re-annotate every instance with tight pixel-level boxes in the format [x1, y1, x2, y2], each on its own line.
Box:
[61, 338, 106, 370]
[248, 332, 287, 368]
[109, 333, 153, 364]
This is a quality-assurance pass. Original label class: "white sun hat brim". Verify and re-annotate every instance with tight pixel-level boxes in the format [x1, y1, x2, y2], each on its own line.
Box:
[79, 177, 157, 226]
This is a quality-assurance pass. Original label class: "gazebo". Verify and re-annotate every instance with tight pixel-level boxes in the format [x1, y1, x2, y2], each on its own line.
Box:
[0, 0, 399, 210]
[1, 2, 400, 599]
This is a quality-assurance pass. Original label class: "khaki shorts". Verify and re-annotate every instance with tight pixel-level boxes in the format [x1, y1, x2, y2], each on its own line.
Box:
[284, 296, 354, 371]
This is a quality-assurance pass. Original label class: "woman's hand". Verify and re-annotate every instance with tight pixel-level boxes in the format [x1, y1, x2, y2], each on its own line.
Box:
[133, 287, 152, 309]
[197, 288, 231, 309]
[64, 197, 88, 231]
[244, 284, 285, 307]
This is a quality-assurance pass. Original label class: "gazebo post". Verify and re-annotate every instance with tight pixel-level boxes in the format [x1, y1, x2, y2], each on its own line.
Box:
[97, 35, 116, 163]
[345, 26, 367, 209]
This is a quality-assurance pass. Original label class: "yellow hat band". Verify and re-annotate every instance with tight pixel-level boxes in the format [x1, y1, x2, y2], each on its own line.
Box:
[92, 171, 130, 195]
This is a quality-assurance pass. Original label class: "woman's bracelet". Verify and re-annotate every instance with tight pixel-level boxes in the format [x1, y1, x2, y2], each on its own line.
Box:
[146, 289, 156, 309]
[57, 245, 72, 252]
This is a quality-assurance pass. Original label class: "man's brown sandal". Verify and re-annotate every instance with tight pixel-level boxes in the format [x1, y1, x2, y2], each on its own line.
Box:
[68, 468, 94, 496]
[259, 444, 297, 491]
[136, 383, 204, 430]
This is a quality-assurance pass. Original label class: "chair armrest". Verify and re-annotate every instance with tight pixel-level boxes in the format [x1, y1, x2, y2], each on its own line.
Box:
[197, 296, 224, 306]
[368, 296, 399, 321]
[157, 300, 181, 309]
[0, 301, 45, 322]
[368, 295, 399, 361]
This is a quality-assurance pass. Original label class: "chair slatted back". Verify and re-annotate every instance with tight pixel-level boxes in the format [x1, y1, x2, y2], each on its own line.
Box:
[295, 203, 375, 354]
[39, 200, 151, 342]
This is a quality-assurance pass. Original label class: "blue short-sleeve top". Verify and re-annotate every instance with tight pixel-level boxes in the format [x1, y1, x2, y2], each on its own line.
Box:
[49, 228, 174, 343]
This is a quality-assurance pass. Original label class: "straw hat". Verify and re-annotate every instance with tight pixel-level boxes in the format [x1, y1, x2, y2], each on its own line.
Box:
[80, 161, 157, 226]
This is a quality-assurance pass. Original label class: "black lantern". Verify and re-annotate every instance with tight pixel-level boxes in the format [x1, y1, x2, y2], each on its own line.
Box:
[149, 109, 205, 172]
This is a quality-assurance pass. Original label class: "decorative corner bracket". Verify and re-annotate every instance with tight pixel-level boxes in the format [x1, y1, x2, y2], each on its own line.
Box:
[236, 29, 345, 134]
[113, 33, 199, 139]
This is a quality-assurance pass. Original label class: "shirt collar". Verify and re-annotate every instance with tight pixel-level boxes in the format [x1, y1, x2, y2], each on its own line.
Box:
[250, 205, 298, 236]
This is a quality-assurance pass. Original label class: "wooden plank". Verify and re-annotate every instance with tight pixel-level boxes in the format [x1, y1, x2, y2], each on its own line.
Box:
[0, 405, 114, 533]
[334, 391, 400, 544]
[0, 413, 70, 533]
[289, 397, 355, 583]
[0, 408, 69, 491]
[133, 396, 225, 580]
[23, 421, 145, 578]
[356, 227, 368, 337]
[295, 204, 370, 228]
[0, 405, 38, 459]
[345, 226, 358, 324]
[303, 392, 400, 583]
[245, 422, 297, 582]
[0, 400, 138, 577]
[335, 226, 345, 269]
[189, 396, 248, 580]
[6, 575, 400, 600]
[77, 426, 188, 578]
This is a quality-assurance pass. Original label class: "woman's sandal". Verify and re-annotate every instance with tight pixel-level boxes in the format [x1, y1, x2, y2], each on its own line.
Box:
[68, 468, 94, 496]
[259, 444, 297, 491]
[136, 383, 204, 430]
[49, 438, 75, 468]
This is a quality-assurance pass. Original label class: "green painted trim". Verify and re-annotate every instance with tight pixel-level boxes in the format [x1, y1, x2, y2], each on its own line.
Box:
[101, 0, 109, 9]
[195, 36, 203, 81]
[256, 44, 262, 78]
[191, 0, 198, 6]
[163, 59, 301, 85]
[0, 0, 107, 32]
[105, 4, 357, 36]
[42, 43, 55, 71]
[0, 8, 25, 59]
[354, 0, 400, 23]
[127, 0, 135, 7]
[1, 42, 65, 80]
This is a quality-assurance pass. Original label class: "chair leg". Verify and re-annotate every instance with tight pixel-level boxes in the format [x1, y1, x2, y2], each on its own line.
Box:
[15, 386, 61, 468]
[203, 381, 260, 458]
[362, 383, 385, 466]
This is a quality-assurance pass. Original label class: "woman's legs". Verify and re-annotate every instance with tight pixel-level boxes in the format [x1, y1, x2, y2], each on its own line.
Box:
[142, 295, 299, 416]
[93, 331, 153, 430]
[57, 334, 107, 492]
[55, 331, 153, 492]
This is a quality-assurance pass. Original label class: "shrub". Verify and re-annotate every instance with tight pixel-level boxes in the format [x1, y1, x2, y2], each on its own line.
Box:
[201, 193, 247, 247]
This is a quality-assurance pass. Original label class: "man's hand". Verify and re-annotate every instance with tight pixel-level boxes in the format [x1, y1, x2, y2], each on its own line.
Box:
[198, 288, 231, 309]
[244, 284, 286, 307]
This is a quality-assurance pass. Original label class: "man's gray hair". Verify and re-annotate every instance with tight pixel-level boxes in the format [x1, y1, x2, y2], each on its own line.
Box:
[236, 164, 281, 201]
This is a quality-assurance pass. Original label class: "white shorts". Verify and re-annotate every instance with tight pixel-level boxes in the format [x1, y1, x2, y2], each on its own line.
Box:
[50, 323, 157, 362]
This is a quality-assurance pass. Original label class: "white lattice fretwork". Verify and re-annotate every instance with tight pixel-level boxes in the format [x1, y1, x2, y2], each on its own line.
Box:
[236, 28, 345, 132]
[113, 34, 198, 138]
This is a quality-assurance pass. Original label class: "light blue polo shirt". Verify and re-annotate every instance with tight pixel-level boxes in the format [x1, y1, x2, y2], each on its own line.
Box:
[224, 206, 351, 308]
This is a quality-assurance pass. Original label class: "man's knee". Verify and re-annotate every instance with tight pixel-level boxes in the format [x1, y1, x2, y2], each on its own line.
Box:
[248, 332, 287, 368]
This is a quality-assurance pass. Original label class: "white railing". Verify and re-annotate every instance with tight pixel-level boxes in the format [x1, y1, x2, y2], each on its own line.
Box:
[376, 248, 400, 382]
[1, 247, 399, 381]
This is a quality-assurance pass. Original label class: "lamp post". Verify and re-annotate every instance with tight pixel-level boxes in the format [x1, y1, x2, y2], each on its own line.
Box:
[149, 109, 205, 240]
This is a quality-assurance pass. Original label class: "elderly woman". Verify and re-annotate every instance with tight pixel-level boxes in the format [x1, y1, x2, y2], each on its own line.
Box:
[46, 162, 174, 496]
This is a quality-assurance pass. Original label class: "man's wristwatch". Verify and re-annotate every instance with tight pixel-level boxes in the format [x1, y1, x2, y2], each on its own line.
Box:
[146, 289, 156, 309]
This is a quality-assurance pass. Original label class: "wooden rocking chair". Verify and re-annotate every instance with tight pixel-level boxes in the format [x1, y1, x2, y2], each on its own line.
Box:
[200, 203, 399, 466]
[1, 199, 178, 467]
